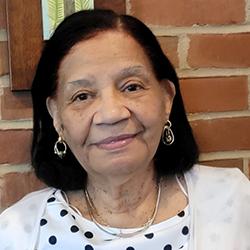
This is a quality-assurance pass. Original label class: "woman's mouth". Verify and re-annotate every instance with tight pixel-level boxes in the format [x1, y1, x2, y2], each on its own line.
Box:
[95, 134, 137, 150]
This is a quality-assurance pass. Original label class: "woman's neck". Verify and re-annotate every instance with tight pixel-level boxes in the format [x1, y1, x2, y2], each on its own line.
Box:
[66, 171, 188, 229]
[85, 167, 159, 227]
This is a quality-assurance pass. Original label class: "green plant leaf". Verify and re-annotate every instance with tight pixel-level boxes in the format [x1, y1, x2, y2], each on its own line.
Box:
[75, 0, 94, 11]
[47, 0, 65, 33]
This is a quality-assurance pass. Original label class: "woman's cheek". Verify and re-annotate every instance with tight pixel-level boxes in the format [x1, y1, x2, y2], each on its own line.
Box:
[61, 114, 86, 143]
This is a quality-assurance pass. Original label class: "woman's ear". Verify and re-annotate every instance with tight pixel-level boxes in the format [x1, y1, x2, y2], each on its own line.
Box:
[162, 80, 176, 116]
[46, 97, 62, 134]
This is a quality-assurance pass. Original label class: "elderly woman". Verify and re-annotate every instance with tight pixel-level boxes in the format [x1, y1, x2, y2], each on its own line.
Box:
[0, 9, 249, 250]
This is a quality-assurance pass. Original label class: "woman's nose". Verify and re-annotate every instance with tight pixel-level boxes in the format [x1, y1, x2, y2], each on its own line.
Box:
[93, 91, 131, 125]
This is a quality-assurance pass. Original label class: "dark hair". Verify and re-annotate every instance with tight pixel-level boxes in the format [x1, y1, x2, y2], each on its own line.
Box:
[31, 9, 198, 190]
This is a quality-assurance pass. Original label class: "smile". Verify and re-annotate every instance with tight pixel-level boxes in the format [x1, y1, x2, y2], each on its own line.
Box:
[95, 134, 138, 150]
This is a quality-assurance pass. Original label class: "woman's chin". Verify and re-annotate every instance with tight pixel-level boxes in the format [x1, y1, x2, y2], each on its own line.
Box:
[88, 154, 151, 177]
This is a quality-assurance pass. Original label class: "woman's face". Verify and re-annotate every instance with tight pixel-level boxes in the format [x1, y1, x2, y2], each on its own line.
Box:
[47, 31, 175, 178]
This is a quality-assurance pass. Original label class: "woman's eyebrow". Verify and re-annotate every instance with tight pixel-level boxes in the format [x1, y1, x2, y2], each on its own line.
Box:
[115, 65, 149, 81]
[66, 78, 94, 88]
[65, 65, 149, 88]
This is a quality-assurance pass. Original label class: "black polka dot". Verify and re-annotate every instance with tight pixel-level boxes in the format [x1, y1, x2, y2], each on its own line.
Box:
[60, 209, 68, 217]
[84, 231, 94, 239]
[145, 233, 154, 239]
[40, 219, 47, 226]
[70, 225, 79, 233]
[48, 236, 57, 245]
[72, 214, 76, 220]
[179, 246, 184, 249]
[164, 245, 172, 250]
[85, 245, 94, 250]
[178, 211, 185, 217]
[182, 226, 189, 235]
[47, 197, 56, 203]
[126, 247, 135, 250]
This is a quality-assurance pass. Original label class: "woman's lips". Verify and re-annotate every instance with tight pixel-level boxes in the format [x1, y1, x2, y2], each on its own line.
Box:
[95, 134, 137, 150]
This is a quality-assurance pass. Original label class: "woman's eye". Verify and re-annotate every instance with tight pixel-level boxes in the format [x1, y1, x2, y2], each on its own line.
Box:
[72, 93, 89, 102]
[124, 83, 143, 92]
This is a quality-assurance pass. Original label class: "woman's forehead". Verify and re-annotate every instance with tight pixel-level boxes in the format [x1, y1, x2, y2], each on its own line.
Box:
[66, 31, 147, 61]
[58, 31, 154, 80]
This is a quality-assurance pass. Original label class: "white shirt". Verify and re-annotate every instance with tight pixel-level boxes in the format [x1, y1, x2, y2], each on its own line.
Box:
[0, 165, 250, 250]
[36, 189, 190, 250]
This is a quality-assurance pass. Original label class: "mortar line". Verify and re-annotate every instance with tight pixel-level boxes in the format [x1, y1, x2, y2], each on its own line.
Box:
[0, 119, 33, 129]
[0, 29, 7, 41]
[187, 110, 250, 121]
[243, 158, 250, 177]
[151, 23, 250, 36]
[126, 0, 132, 14]
[0, 164, 32, 175]
[177, 68, 250, 78]
[199, 151, 250, 161]
[0, 75, 10, 88]
[177, 34, 190, 69]
[246, 0, 250, 23]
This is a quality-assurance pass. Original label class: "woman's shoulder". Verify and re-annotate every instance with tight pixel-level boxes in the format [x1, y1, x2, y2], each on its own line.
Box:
[0, 187, 55, 215]
[0, 187, 56, 249]
[189, 164, 249, 183]
[186, 164, 250, 197]
[187, 166, 250, 248]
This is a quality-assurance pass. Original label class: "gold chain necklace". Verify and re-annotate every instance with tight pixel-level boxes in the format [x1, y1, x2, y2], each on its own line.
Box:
[84, 181, 161, 238]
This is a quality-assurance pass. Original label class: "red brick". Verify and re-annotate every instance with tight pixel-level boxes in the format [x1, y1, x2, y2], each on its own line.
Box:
[130, 0, 245, 26]
[0, 0, 6, 29]
[191, 117, 250, 153]
[1, 87, 32, 120]
[180, 76, 248, 113]
[94, 0, 126, 14]
[0, 41, 9, 76]
[188, 33, 250, 68]
[200, 159, 243, 171]
[0, 171, 45, 209]
[157, 36, 179, 67]
[0, 129, 32, 164]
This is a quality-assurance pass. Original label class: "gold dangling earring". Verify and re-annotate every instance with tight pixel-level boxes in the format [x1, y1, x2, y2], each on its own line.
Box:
[161, 120, 175, 145]
[54, 136, 67, 159]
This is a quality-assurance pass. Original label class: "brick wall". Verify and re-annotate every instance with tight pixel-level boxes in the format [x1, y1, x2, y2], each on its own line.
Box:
[0, 0, 250, 211]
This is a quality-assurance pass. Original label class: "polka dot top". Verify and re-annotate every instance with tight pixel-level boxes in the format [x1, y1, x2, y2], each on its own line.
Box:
[2, 165, 250, 250]
[37, 190, 190, 250]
